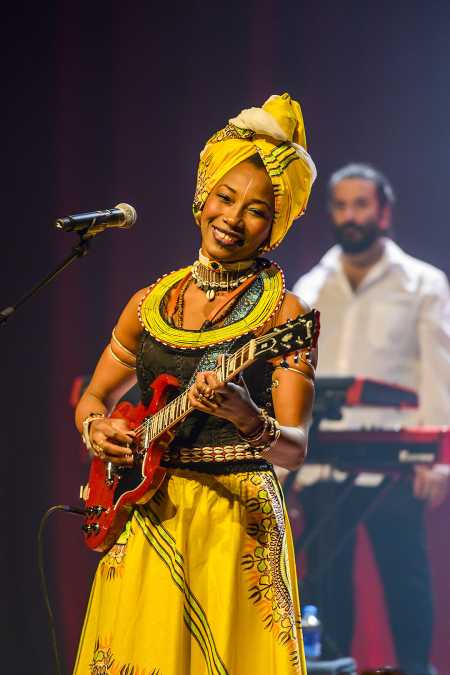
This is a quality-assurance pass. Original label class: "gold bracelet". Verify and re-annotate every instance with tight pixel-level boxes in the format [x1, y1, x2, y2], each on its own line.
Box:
[239, 408, 281, 450]
[109, 344, 136, 369]
[238, 409, 268, 445]
[111, 327, 137, 359]
[273, 365, 314, 382]
[261, 418, 281, 455]
[81, 412, 105, 452]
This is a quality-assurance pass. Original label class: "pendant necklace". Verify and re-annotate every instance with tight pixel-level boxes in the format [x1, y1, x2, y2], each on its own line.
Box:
[191, 249, 259, 301]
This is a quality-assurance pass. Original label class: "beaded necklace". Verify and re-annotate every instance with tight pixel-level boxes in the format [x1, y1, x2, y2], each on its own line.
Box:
[138, 262, 285, 350]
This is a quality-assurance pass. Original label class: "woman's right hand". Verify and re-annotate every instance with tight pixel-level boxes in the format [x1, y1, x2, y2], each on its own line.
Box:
[89, 417, 136, 466]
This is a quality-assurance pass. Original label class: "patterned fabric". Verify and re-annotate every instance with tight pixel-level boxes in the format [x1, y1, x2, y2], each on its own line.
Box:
[192, 93, 317, 251]
[73, 470, 306, 675]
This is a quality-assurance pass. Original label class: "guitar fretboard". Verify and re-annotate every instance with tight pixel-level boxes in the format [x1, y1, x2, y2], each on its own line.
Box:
[134, 310, 317, 449]
[137, 341, 255, 446]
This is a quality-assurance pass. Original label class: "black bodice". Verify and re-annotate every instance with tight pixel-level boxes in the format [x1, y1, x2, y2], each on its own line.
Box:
[136, 331, 274, 450]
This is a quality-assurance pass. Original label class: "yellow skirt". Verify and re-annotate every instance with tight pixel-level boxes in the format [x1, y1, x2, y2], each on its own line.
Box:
[73, 468, 306, 675]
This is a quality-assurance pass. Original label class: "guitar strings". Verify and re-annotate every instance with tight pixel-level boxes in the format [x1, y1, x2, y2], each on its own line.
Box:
[129, 320, 311, 442]
[130, 329, 305, 440]
[131, 338, 253, 440]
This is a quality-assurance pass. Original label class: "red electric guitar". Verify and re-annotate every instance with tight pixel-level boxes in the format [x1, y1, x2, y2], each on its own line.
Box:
[80, 310, 319, 552]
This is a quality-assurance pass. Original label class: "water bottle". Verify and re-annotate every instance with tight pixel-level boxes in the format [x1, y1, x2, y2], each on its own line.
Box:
[302, 604, 322, 660]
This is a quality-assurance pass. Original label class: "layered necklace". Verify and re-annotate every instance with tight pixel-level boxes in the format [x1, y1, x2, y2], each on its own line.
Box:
[138, 261, 285, 349]
[191, 250, 259, 301]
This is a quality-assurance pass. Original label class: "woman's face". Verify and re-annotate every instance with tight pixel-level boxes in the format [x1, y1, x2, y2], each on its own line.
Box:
[199, 160, 274, 262]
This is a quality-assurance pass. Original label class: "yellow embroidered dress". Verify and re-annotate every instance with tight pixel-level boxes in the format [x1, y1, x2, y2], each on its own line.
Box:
[73, 265, 307, 675]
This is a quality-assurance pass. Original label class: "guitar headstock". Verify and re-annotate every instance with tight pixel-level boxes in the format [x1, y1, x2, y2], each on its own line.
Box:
[252, 309, 320, 361]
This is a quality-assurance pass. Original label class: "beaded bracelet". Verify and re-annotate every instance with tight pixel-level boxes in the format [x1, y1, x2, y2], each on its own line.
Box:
[262, 416, 281, 453]
[239, 408, 281, 450]
[238, 409, 268, 445]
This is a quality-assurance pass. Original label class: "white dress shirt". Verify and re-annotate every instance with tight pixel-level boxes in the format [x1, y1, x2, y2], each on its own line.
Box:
[292, 239, 450, 484]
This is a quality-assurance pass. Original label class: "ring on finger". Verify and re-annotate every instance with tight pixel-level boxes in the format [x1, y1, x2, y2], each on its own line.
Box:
[209, 391, 220, 403]
[92, 440, 105, 459]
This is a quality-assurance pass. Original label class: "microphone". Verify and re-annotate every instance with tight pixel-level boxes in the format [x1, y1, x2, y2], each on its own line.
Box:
[55, 203, 137, 237]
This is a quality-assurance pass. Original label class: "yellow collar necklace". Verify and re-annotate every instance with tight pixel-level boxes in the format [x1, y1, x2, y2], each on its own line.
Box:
[138, 261, 285, 350]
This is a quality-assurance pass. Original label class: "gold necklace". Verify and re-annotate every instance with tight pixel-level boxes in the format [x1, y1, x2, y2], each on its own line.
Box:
[192, 250, 259, 300]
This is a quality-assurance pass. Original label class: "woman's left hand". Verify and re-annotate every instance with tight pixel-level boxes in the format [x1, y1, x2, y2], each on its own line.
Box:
[188, 369, 261, 435]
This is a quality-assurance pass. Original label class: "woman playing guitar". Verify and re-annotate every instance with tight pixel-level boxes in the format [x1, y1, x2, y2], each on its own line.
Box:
[73, 93, 318, 675]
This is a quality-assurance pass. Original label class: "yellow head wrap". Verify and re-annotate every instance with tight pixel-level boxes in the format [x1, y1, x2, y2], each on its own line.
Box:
[193, 93, 317, 251]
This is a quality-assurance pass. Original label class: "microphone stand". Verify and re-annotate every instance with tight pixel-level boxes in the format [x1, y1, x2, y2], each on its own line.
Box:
[1, 232, 92, 326]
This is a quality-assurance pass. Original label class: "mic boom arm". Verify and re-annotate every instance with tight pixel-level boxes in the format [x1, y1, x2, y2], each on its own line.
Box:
[1, 203, 137, 326]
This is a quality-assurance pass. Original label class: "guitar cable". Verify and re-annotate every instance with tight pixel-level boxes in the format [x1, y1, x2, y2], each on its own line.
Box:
[37, 504, 86, 675]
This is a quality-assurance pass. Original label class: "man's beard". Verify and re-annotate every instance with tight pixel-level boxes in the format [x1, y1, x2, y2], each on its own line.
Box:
[333, 219, 382, 254]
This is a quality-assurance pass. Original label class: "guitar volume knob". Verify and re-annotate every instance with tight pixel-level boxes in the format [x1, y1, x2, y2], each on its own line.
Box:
[81, 523, 100, 536]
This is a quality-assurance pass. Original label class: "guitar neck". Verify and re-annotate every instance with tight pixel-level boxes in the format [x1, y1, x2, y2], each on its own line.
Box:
[138, 309, 318, 447]
[141, 340, 256, 446]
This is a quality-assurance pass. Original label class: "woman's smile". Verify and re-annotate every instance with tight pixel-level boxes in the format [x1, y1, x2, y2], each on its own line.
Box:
[211, 225, 244, 247]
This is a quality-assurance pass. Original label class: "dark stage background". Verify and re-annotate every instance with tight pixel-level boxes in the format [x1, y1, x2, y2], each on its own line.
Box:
[1, 2, 450, 673]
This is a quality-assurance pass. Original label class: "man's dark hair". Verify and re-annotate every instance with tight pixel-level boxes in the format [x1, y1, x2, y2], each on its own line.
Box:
[328, 163, 396, 210]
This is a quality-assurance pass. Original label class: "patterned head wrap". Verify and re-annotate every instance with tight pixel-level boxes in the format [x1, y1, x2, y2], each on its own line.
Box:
[193, 93, 317, 251]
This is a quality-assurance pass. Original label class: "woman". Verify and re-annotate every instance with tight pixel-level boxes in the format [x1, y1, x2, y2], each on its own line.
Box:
[74, 92, 317, 675]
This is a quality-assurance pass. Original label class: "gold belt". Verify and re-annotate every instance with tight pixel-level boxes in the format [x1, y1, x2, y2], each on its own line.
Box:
[162, 444, 266, 464]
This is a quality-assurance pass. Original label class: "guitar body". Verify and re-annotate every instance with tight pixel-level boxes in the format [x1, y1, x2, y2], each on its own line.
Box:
[81, 373, 179, 552]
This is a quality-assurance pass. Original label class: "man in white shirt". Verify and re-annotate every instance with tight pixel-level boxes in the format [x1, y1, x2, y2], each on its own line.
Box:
[292, 163, 450, 675]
